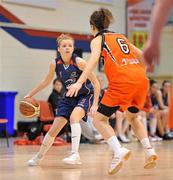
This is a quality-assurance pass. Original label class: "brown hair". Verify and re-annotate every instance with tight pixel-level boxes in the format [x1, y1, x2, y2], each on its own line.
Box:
[56, 34, 74, 47]
[90, 8, 114, 31]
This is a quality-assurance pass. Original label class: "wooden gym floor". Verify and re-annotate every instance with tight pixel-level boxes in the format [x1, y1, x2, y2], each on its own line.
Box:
[0, 139, 173, 180]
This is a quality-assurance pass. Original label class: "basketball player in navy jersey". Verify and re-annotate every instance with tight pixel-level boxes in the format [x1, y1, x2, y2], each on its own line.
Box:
[25, 34, 100, 166]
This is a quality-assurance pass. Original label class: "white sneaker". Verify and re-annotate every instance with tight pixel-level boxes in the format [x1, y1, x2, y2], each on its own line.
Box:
[108, 147, 131, 175]
[155, 135, 163, 141]
[149, 136, 158, 142]
[118, 135, 131, 143]
[63, 153, 82, 165]
[28, 153, 43, 166]
[144, 148, 157, 169]
[94, 134, 103, 141]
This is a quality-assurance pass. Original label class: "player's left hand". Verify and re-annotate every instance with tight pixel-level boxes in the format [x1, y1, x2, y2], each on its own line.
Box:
[66, 82, 82, 97]
[89, 105, 98, 116]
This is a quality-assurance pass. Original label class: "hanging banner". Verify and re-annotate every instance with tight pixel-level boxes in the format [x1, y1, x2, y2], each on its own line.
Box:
[128, 0, 154, 49]
[130, 31, 148, 49]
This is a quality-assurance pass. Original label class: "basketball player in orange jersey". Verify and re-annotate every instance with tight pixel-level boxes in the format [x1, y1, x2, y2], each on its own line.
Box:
[25, 34, 100, 166]
[143, 0, 173, 130]
[67, 8, 157, 175]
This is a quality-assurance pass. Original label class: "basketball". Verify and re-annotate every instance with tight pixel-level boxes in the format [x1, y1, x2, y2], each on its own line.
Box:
[19, 97, 40, 118]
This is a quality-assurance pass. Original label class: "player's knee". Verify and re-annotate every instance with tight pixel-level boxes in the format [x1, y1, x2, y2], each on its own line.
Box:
[69, 115, 80, 124]
[126, 107, 139, 124]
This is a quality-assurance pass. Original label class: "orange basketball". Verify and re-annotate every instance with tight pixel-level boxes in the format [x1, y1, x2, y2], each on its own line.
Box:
[19, 97, 40, 118]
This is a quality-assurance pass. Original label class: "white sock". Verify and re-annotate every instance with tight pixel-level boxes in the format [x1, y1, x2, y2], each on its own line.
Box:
[149, 117, 157, 135]
[140, 138, 152, 149]
[38, 133, 55, 157]
[107, 136, 121, 155]
[71, 123, 81, 154]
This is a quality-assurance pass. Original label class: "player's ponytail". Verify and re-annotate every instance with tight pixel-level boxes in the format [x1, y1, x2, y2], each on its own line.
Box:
[90, 8, 114, 31]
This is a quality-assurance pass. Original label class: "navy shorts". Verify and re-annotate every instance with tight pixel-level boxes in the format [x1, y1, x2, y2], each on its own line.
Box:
[56, 93, 93, 120]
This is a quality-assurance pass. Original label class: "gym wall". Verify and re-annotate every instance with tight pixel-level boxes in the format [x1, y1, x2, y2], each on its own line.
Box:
[0, 0, 126, 126]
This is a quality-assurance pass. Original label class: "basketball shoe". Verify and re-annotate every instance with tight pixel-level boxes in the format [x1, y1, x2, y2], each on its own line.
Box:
[108, 147, 131, 175]
[28, 153, 43, 166]
[63, 152, 82, 165]
[144, 148, 157, 169]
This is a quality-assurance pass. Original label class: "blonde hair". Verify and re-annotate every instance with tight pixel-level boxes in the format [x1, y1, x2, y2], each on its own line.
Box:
[56, 34, 74, 47]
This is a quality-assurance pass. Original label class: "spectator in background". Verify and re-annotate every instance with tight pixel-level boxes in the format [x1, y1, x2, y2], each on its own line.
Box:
[161, 80, 171, 107]
[149, 79, 172, 140]
[143, 89, 162, 141]
[159, 80, 172, 136]
[48, 78, 64, 116]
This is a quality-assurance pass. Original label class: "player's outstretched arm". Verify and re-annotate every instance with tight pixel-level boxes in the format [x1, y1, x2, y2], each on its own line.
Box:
[67, 36, 102, 97]
[143, 0, 173, 66]
[149, 0, 173, 45]
[25, 61, 55, 98]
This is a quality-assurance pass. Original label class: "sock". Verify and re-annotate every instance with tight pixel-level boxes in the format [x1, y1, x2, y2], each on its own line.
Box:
[140, 138, 152, 149]
[71, 123, 81, 154]
[107, 136, 121, 155]
[38, 133, 55, 157]
[149, 117, 157, 135]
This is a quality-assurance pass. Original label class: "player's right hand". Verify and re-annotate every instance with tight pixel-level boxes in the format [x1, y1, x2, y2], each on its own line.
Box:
[24, 95, 31, 99]
[66, 82, 82, 97]
[143, 41, 160, 67]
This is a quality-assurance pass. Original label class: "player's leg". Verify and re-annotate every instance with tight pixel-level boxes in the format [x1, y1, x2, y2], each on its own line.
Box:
[129, 79, 158, 168]
[93, 104, 131, 175]
[28, 98, 72, 166]
[28, 117, 67, 166]
[126, 107, 157, 169]
[63, 94, 93, 165]
[63, 106, 85, 165]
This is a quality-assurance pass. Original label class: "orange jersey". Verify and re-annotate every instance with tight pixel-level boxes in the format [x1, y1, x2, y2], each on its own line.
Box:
[101, 32, 147, 86]
[98, 31, 148, 110]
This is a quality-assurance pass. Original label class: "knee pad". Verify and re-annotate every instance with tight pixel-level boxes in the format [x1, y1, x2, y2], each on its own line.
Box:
[128, 106, 139, 113]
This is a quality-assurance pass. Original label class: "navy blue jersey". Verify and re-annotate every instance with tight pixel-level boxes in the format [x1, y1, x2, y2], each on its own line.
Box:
[55, 53, 94, 96]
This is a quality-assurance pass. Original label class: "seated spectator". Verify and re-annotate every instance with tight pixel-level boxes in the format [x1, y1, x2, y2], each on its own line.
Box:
[159, 80, 172, 136]
[48, 78, 64, 116]
[142, 92, 162, 141]
[150, 79, 172, 140]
